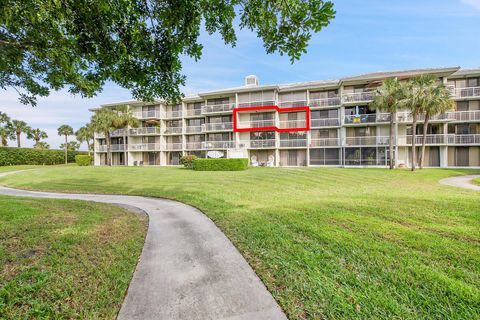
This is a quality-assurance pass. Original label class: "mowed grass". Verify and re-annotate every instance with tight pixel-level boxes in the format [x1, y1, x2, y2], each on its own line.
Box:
[474, 177, 480, 186]
[1, 166, 480, 319]
[0, 194, 147, 319]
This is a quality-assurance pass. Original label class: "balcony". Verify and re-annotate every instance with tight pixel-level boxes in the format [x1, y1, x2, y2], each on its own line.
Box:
[310, 118, 340, 128]
[185, 142, 204, 150]
[447, 110, 480, 122]
[309, 97, 341, 108]
[164, 127, 183, 135]
[129, 143, 161, 151]
[203, 122, 233, 132]
[203, 141, 235, 149]
[342, 91, 375, 104]
[402, 134, 448, 145]
[279, 139, 307, 148]
[396, 112, 456, 123]
[237, 119, 275, 129]
[133, 110, 162, 119]
[202, 103, 235, 114]
[345, 136, 389, 146]
[185, 108, 203, 117]
[95, 129, 126, 139]
[344, 114, 390, 125]
[164, 110, 182, 119]
[449, 134, 480, 145]
[96, 144, 125, 152]
[237, 100, 275, 108]
[310, 138, 341, 147]
[165, 143, 183, 150]
[129, 127, 161, 136]
[449, 86, 480, 99]
[278, 119, 307, 129]
[244, 140, 276, 148]
[278, 100, 308, 108]
[185, 126, 203, 134]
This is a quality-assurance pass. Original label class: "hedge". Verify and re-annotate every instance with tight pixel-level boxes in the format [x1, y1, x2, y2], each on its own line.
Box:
[0, 147, 86, 166]
[75, 155, 93, 166]
[192, 158, 248, 171]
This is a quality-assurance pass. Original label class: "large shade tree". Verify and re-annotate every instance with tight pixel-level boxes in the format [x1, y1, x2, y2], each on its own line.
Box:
[57, 125, 74, 164]
[27, 128, 48, 148]
[9, 120, 31, 148]
[0, 0, 335, 106]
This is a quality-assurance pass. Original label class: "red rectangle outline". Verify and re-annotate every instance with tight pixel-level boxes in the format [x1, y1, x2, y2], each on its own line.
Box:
[233, 105, 310, 132]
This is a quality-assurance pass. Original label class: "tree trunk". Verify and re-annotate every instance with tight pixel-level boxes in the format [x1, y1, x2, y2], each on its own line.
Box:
[419, 114, 430, 169]
[106, 131, 112, 166]
[123, 132, 127, 166]
[389, 112, 394, 169]
[411, 114, 417, 172]
[17, 132, 21, 148]
[1, 137, 6, 146]
[87, 141, 91, 156]
[64, 135, 68, 165]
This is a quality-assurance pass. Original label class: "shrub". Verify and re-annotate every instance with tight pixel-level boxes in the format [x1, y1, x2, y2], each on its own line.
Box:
[180, 155, 197, 169]
[75, 155, 92, 166]
[0, 147, 86, 166]
[192, 158, 248, 171]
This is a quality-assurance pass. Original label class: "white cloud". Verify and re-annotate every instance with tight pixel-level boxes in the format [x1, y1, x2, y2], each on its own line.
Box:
[462, 0, 480, 10]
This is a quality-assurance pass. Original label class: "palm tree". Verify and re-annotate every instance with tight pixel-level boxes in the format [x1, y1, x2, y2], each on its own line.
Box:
[57, 125, 74, 164]
[419, 82, 455, 169]
[370, 78, 406, 169]
[0, 112, 14, 147]
[35, 141, 50, 149]
[10, 120, 31, 148]
[75, 123, 94, 155]
[113, 106, 139, 166]
[60, 141, 80, 152]
[28, 128, 49, 148]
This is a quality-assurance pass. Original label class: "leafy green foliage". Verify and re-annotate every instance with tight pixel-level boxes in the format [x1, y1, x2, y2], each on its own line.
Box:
[60, 141, 80, 152]
[192, 158, 248, 171]
[75, 154, 92, 166]
[9, 120, 31, 147]
[75, 124, 94, 153]
[179, 154, 197, 169]
[27, 128, 48, 145]
[0, 0, 335, 106]
[0, 147, 85, 165]
[34, 141, 50, 149]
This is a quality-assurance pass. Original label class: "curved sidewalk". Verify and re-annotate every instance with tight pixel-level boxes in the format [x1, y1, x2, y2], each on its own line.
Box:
[439, 175, 480, 191]
[0, 171, 287, 320]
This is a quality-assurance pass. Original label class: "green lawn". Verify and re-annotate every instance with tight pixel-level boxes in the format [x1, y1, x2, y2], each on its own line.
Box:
[1, 166, 479, 319]
[473, 177, 480, 186]
[0, 191, 147, 318]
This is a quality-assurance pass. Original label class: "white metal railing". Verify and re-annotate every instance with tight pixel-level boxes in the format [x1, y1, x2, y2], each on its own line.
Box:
[185, 108, 203, 116]
[133, 110, 162, 119]
[202, 141, 235, 149]
[342, 91, 375, 103]
[185, 142, 204, 150]
[447, 110, 480, 122]
[401, 134, 480, 145]
[278, 100, 307, 108]
[310, 118, 340, 127]
[345, 136, 389, 146]
[165, 143, 183, 150]
[164, 110, 182, 118]
[96, 144, 125, 152]
[310, 138, 341, 147]
[129, 127, 161, 136]
[450, 86, 480, 99]
[396, 112, 456, 123]
[164, 126, 183, 134]
[185, 126, 203, 133]
[309, 97, 341, 108]
[279, 139, 307, 148]
[203, 122, 233, 131]
[237, 100, 275, 108]
[202, 103, 235, 114]
[95, 129, 126, 139]
[404, 135, 448, 145]
[244, 139, 277, 148]
[129, 143, 161, 151]
[278, 119, 307, 129]
[450, 134, 480, 145]
[237, 119, 275, 129]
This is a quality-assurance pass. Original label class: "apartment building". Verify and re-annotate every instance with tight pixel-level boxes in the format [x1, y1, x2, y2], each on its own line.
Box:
[92, 67, 480, 168]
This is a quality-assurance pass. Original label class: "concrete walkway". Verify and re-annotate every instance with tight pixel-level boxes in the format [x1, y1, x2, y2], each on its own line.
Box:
[0, 171, 287, 320]
[439, 175, 480, 191]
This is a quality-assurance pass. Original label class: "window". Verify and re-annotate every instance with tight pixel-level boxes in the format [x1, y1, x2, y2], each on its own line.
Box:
[250, 131, 275, 140]
[467, 78, 479, 87]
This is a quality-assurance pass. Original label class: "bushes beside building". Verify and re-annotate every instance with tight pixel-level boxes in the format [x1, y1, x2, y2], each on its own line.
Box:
[75, 155, 93, 166]
[192, 158, 248, 171]
[180, 155, 197, 169]
[0, 147, 86, 166]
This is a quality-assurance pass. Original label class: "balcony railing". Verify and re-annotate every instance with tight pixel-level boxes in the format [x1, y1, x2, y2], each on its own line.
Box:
[164, 110, 182, 118]
[396, 112, 456, 123]
[278, 119, 307, 129]
[96, 144, 125, 152]
[447, 110, 480, 122]
[345, 136, 389, 146]
[342, 91, 375, 103]
[129, 143, 161, 151]
[95, 129, 126, 139]
[310, 138, 341, 147]
[202, 103, 235, 114]
[164, 143, 183, 150]
[185, 142, 204, 150]
[237, 119, 275, 129]
[450, 86, 480, 99]
[402, 134, 480, 145]
[203, 122, 233, 131]
[129, 127, 161, 136]
[310, 118, 340, 127]
[309, 97, 341, 108]
[164, 127, 183, 134]
[185, 108, 203, 117]
[279, 139, 307, 148]
[185, 126, 203, 133]
[245, 139, 276, 148]
[203, 141, 235, 149]
[278, 100, 307, 108]
[133, 110, 162, 119]
[237, 100, 275, 108]
[450, 134, 480, 145]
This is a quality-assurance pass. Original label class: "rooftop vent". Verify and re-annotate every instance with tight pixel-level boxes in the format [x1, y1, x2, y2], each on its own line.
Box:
[245, 75, 259, 86]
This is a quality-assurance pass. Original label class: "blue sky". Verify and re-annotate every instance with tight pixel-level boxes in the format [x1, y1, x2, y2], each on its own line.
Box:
[1, 0, 479, 149]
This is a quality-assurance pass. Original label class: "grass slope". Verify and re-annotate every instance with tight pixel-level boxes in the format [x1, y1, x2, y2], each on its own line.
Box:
[0, 194, 147, 319]
[1, 166, 479, 319]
